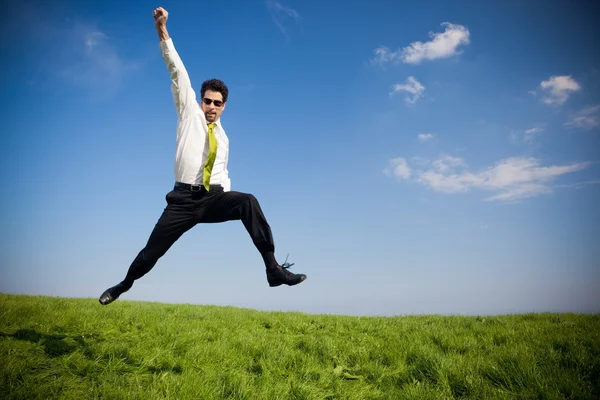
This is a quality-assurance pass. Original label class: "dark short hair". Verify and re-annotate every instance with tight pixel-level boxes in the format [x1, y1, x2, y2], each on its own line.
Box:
[201, 79, 228, 103]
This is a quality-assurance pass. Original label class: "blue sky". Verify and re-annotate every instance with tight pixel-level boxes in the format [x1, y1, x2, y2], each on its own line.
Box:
[1, 0, 599, 316]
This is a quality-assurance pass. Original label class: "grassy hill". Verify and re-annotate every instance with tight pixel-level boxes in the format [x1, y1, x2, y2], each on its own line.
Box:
[1, 293, 598, 399]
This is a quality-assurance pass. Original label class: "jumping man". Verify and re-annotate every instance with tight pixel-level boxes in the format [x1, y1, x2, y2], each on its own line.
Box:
[99, 6, 307, 305]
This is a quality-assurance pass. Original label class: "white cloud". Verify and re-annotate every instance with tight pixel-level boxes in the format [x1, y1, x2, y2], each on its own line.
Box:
[524, 127, 544, 143]
[385, 155, 591, 202]
[539, 75, 581, 105]
[524, 127, 543, 135]
[432, 154, 466, 172]
[401, 22, 470, 64]
[371, 22, 470, 66]
[266, 0, 301, 41]
[383, 157, 411, 180]
[565, 105, 600, 129]
[391, 76, 425, 104]
[418, 133, 434, 141]
[486, 183, 552, 201]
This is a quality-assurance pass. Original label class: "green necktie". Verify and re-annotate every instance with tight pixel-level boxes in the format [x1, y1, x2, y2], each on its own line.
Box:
[203, 123, 218, 191]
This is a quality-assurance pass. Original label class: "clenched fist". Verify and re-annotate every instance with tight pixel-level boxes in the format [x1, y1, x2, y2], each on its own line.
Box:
[153, 7, 168, 27]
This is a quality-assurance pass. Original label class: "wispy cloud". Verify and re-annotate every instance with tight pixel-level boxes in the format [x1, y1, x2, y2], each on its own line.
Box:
[564, 105, 600, 130]
[431, 155, 466, 172]
[510, 126, 544, 144]
[391, 76, 425, 104]
[538, 75, 580, 105]
[524, 127, 544, 143]
[371, 22, 470, 66]
[57, 21, 138, 98]
[266, 0, 301, 42]
[555, 179, 600, 190]
[11, 2, 139, 99]
[385, 154, 592, 202]
[383, 157, 411, 180]
[524, 127, 543, 136]
[418, 133, 435, 141]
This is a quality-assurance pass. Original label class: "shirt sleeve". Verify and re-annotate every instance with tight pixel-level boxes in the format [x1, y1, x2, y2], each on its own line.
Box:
[159, 38, 197, 119]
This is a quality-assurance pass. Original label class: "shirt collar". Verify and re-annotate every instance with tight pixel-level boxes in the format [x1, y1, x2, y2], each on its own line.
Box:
[211, 119, 223, 130]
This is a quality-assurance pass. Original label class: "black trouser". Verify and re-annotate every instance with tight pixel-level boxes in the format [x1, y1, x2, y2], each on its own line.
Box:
[122, 183, 275, 287]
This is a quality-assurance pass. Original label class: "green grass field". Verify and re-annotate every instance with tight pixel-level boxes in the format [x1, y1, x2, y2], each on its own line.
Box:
[1, 293, 598, 399]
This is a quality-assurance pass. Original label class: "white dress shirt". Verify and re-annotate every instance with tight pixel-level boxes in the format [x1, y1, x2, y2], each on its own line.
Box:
[160, 38, 231, 191]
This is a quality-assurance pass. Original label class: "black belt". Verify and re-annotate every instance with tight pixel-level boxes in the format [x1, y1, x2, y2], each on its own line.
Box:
[174, 182, 223, 192]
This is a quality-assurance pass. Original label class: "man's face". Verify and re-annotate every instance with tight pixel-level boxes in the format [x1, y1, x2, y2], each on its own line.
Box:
[201, 90, 226, 123]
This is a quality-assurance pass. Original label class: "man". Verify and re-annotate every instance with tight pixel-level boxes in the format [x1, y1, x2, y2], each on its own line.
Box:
[99, 6, 306, 306]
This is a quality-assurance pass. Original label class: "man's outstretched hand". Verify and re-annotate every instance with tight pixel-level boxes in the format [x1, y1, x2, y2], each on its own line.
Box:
[153, 7, 168, 27]
[153, 7, 170, 41]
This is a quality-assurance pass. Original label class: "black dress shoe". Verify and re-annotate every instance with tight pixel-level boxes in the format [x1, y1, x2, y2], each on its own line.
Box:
[99, 282, 130, 305]
[267, 263, 307, 287]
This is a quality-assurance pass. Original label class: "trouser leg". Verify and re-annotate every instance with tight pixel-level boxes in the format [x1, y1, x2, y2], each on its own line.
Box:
[200, 191, 277, 268]
[122, 191, 196, 287]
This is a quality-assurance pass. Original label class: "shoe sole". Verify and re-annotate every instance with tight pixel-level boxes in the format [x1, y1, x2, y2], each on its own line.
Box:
[268, 275, 307, 287]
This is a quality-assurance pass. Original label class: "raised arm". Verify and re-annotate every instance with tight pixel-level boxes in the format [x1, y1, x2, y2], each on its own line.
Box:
[153, 7, 197, 118]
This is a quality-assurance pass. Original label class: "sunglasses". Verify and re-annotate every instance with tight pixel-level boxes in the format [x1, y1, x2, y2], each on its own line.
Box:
[202, 98, 224, 107]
